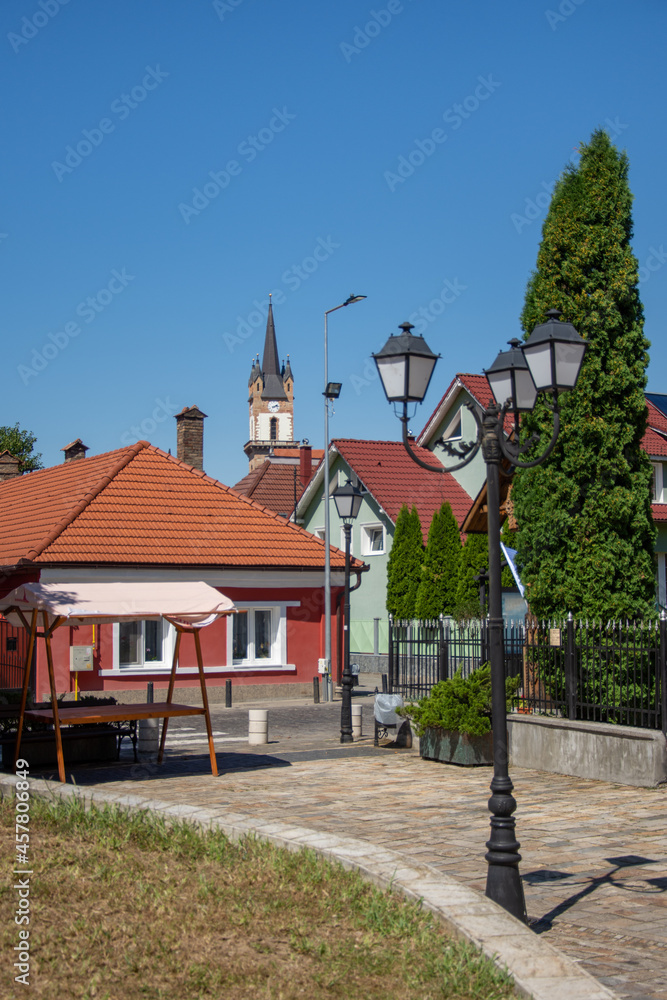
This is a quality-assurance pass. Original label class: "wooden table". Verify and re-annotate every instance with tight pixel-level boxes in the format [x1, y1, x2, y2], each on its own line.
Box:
[22, 703, 217, 777]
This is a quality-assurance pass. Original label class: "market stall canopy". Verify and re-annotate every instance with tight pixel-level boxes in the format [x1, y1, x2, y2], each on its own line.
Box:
[0, 581, 235, 628]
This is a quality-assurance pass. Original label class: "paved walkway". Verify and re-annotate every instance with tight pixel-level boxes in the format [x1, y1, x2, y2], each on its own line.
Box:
[8, 690, 667, 999]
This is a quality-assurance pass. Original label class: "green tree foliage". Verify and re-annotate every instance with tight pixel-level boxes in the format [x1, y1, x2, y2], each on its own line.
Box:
[454, 533, 488, 616]
[398, 665, 520, 737]
[512, 129, 656, 620]
[0, 424, 43, 474]
[386, 504, 423, 620]
[415, 502, 461, 618]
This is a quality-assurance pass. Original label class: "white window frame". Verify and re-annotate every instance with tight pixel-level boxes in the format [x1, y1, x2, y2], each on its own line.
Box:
[442, 410, 463, 441]
[652, 463, 665, 503]
[226, 602, 294, 669]
[360, 522, 386, 556]
[110, 619, 175, 673]
[313, 526, 326, 540]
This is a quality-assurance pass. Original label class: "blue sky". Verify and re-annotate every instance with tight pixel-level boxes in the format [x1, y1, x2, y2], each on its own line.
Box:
[2, 0, 666, 486]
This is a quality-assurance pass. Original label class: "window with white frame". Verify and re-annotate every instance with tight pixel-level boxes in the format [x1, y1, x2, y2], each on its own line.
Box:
[118, 619, 169, 668]
[360, 522, 385, 555]
[652, 463, 665, 502]
[442, 411, 462, 441]
[313, 527, 325, 540]
[231, 606, 280, 666]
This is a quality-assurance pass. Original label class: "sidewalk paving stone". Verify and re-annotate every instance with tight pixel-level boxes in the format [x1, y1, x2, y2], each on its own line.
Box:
[2, 696, 665, 998]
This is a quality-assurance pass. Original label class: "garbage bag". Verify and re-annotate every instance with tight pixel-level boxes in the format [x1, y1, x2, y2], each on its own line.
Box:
[374, 693, 404, 726]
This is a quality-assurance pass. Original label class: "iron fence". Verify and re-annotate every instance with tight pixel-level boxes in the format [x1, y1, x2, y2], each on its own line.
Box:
[387, 614, 667, 735]
[387, 616, 523, 702]
[0, 616, 30, 691]
[523, 616, 666, 732]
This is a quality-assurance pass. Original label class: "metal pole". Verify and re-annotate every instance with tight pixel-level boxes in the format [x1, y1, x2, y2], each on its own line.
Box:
[483, 406, 527, 923]
[565, 611, 576, 719]
[340, 522, 353, 742]
[660, 610, 667, 738]
[324, 308, 332, 699]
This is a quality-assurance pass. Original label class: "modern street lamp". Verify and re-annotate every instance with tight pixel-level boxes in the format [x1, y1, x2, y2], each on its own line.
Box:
[373, 309, 587, 922]
[333, 479, 364, 742]
[323, 295, 366, 702]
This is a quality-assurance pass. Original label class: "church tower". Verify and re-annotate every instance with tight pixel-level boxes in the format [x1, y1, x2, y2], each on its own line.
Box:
[244, 297, 295, 470]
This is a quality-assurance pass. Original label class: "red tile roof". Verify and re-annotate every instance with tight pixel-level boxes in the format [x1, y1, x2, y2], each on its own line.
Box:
[332, 439, 473, 542]
[233, 460, 304, 518]
[0, 443, 357, 571]
[644, 401, 667, 457]
[652, 503, 667, 523]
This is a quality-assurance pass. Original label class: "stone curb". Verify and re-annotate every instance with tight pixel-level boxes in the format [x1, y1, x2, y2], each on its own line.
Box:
[1, 774, 619, 1000]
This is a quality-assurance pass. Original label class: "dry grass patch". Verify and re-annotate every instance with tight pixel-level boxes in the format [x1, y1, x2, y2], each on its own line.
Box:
[1, 793, 516, 1000]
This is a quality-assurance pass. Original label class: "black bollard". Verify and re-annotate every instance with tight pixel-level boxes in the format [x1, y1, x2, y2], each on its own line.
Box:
[225, 679, 232, 708]
[381, 673, 388, 693]
[147, 681, 154, 704]
[313, 676, 320, 704]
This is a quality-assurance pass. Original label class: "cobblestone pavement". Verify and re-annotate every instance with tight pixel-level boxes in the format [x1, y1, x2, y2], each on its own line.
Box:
[28, 693, 667, 999]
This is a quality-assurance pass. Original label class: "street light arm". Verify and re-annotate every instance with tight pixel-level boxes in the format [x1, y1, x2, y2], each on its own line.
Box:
[400, 402, 482, 474]
[496, 397, 561, 469]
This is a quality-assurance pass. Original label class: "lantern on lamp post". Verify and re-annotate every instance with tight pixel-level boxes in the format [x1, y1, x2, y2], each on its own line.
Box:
[373, 313, 586, 922]
[333, 479, 364, 743]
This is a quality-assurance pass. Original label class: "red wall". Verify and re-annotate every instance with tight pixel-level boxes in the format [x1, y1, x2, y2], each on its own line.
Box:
[30, 584, 343, 699]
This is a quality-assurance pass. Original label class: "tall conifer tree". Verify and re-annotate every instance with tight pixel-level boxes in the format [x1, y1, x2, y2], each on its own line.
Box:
[415, 502, 462, 618]
[513, 129, 655, 619]
[386, 504, 424, 620]
[455, 533, 488, 613]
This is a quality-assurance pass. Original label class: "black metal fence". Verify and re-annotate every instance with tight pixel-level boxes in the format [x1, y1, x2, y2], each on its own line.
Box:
[387, 614, 667, 735]
[523, 616, 666, 732]
[0, 616, 30, 691]
[387, 616, 524, 701]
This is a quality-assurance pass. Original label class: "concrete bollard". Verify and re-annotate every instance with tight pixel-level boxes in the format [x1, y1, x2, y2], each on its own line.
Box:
[137, 718, 159, 761]
[248, 709, 269, 745]
[352, 704, 362, 738]
[137, 682, 158, 761]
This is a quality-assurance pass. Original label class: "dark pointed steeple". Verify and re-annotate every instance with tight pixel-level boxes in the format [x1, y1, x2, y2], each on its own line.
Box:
[283, 354, 294, 384]
[261, 296, 287, 400]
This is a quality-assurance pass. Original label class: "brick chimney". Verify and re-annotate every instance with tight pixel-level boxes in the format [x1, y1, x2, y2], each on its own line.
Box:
[175, 406, 207, 470]
[0, 450, 20, 481]
[61, 439, 89, 462]
[299, 440, 312, 487]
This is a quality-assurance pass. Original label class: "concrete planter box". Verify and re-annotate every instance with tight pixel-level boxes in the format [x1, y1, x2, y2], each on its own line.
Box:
[419, 726, 493, 766]
[508, 714, 667, 788]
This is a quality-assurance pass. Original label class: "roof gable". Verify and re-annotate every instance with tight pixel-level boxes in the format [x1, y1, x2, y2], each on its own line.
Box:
[0, 445, 356, 571]
[299, 439, 472, 543]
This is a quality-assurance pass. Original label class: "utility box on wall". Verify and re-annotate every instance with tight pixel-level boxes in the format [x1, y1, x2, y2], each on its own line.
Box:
[70, 646, 94, 672]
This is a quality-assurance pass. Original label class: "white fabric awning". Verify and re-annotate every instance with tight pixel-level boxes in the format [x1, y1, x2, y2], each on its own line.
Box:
[0, 581, 236, 628]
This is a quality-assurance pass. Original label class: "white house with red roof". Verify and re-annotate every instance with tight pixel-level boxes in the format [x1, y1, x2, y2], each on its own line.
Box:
[296, 437, 472, 665]
[0, 441, 365, 702]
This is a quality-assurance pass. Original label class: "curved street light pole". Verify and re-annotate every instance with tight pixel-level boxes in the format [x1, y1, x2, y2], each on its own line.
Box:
[323, 296, 366, 700]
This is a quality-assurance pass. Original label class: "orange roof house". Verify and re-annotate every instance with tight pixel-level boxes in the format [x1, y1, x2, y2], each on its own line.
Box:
[0, 442, 364, 702]
[232, 443, 324, 519]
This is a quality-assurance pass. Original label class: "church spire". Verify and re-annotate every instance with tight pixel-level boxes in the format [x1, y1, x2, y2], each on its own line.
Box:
[261, 295, 287, 400]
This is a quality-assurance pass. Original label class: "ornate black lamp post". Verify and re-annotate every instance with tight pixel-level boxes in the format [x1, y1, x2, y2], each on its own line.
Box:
[373, 309, 587, 922]
[333, 479, 364, 743]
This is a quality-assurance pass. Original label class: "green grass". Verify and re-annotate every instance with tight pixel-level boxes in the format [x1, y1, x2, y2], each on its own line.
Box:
[1, 793, 516, 1000]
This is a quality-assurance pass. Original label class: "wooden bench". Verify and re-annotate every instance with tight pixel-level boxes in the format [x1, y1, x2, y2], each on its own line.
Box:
[0, 703, 137, 767]
[21, 703, 214, 775]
